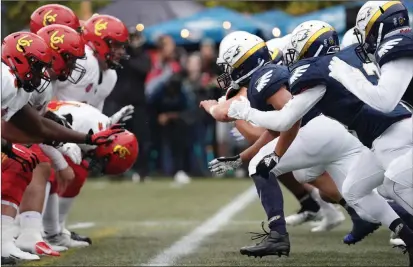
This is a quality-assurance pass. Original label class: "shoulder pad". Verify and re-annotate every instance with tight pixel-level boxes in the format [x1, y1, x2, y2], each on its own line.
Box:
[375, 32, 413, 67]
[289, 58, 326, 95]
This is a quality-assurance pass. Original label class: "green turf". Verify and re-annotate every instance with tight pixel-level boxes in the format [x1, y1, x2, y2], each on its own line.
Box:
[19, 179, 409, 266]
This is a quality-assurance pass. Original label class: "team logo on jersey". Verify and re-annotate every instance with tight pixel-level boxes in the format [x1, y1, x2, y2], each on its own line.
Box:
[113, 145, 131, 159]
[47, 101, 80, 111]
[255, 70, 273, 92]
[377, 38, 402, 58]
[43, 10, 58, 26]
[223, 45, 241, 65]
[94, 19, 108, 36]
[291, 29, 310, 48]
[289, 64, 310, 85]
[16, 35, 33, 53]
[50, 30, 65, 50]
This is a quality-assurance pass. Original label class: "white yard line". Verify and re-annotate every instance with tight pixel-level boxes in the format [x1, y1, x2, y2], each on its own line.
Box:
[141, 185, 257, 266]
[67, 222, 96, 230]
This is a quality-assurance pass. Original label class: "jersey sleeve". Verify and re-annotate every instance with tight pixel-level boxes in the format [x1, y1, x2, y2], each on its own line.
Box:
[375, 34, 413, 67]
[288, 61, 325, 95]
[250, 66, 289, 105]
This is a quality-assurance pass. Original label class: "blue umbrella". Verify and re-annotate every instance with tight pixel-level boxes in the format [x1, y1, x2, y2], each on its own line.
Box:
[143, 7, 273, 45]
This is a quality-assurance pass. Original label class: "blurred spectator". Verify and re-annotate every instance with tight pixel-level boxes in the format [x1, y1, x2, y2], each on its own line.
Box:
[103, 29, 151, 181]
[148, 74, 192, 181]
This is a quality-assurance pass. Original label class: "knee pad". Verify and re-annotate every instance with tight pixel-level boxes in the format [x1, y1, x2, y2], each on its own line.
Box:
[1, 170, 31, 206]
[59, 159, 88, 198]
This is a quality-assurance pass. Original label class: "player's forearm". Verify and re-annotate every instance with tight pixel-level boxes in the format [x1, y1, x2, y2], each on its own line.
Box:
[246, 88, 324, 131]
[1, 120, 44, 143]
[38, 144, 69, 171]
[209, 103, 235, 122]
[240, 130, 278, 162]
[343, 59, 413, 113]
[274, 120, 301, 157]
[234, 120, 266, 144]
[39, 117, 87, 144]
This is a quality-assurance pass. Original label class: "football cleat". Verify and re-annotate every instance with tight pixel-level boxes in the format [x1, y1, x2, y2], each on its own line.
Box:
[45, 229, 89, 248]
[311, 205, 345, 232]
[285, 209, 322, 226]
[343, 216, 381, 245]
[71, 231, 92, 245]
[1, 240, 40, 260]
[240, 222, 290, 258]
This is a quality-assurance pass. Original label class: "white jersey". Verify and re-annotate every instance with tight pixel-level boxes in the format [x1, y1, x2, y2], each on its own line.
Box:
[88, 68, 117, 111]
[1, 63, 32, 121]
[46, 100, 111, 152]
[53, 45, 99, 104]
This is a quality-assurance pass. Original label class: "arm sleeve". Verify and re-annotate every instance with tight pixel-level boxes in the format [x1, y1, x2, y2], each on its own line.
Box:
[341, 58, 413, 113]
[245, 85, 326, 131]
[38, 144, 68, 171]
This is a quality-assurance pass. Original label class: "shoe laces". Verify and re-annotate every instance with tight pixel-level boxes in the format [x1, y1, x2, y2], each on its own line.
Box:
[248, 221, 270, 244]
[392, 244, 407, 254]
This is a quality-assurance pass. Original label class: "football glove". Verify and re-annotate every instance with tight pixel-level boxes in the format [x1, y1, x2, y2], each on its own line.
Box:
[85, 124, 125, 146]
[256, 152, 279, 179]
[230, 127, 245, 142]
[228, 96, 251, 120]
[2, 143, 39, 172]
[208, 155, 242, 176]
[58, 143, 82, 165]
[110, 105, 135, 125]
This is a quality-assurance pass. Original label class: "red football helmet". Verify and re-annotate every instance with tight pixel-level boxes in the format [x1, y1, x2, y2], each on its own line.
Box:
[2, 32, 53, 93]
[94, 130, 138, 175]
[82, 14, 129, 69]
[37, 24, 86, 84]
[30, 4, 81, 33]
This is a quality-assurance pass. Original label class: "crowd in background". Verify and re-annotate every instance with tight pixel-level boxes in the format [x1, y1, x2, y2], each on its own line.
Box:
[102, 29, 247, 180]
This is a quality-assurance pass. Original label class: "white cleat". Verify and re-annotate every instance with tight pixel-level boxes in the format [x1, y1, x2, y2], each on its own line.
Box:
[390, 232, 406, 247]
[45, 229, 89, 248]
[2, 241, 40, 261]
[16, 232, 61, 257]
[285, 210, 323, 226]
[311, 205, 345, 232]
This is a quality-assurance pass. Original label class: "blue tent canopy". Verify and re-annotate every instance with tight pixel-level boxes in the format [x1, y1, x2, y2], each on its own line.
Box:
[252, 10, 293, 36]
[143, 7, 273, 45]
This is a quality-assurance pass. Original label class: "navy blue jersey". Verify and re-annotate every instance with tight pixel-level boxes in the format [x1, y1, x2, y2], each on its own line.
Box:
[247, 64, 320, 127]
[289, 43, 411, 148]
[375, 31, 413, 106]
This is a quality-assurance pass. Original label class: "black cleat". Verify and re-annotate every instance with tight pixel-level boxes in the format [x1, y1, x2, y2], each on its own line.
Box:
[1, 256, 16, 265]
[71, 231, 92, 245]
[240, 222, 290, 258]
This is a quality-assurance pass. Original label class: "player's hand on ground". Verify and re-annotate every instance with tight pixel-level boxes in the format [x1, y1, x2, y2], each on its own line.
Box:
[57, 166, 75, 194]
[208, 155, 242, 176]
[228, 96, 251, 120]
[3, 143, 39, 172]
[110, 105, 135, 124]
[256, 152, 279, 179]
[85, 124, 125, 145]
[58, 143, 82, 165]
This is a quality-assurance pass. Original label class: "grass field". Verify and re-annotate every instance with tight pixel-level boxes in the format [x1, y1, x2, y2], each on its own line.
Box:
[21, 178, 408, 266]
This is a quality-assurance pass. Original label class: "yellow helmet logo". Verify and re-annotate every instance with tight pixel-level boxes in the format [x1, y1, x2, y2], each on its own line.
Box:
[50, 30, 65, 50]
[113, 145, 130, 159]
[94, 19, 108, 36]
[43, 10, 58, 26]
[16, 35, 33, 53]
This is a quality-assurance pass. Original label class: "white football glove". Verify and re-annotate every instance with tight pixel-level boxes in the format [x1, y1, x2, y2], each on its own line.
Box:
[58, 143, 82, 165]
[228, 96, 251, 121]
[208, 155, 242, 176]
[217, 95, 227, 104]
[230, 127, 245, 142]
[110, 105, 135, 125]
[328, 56, 357, 85]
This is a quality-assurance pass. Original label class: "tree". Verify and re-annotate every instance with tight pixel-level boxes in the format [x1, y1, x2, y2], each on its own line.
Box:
[1, 1, 109, 37]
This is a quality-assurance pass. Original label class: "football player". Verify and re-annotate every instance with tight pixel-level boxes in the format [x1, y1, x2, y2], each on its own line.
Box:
[227, 21, 413, 263]
[201, 31, 382, 257]
[328, 1, 413, 217]
[40, 100, 138, 249]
